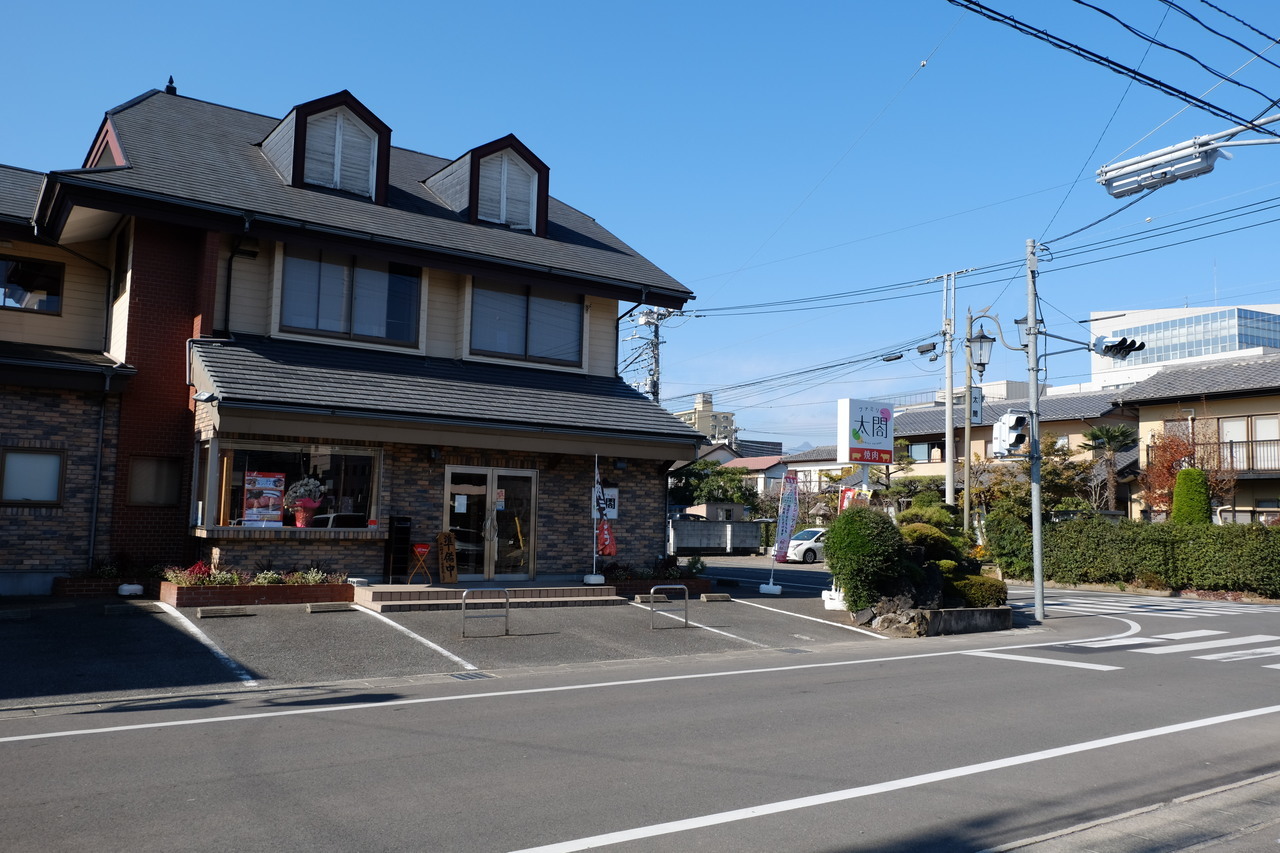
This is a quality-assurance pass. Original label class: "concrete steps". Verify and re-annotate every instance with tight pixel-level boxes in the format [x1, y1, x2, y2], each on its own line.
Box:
[353, 584, 627, 612]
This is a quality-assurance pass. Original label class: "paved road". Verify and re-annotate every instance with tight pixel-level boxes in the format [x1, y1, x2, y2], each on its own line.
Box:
[4, 574, 1280, 850]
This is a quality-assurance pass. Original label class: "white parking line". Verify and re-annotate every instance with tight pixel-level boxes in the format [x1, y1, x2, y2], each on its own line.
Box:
[733, 598, 888, 639]
[964, 651, 1123, 671]
[154, 602, 258, 686]
[628, 601, 767, 647]
[355, 605, 478, 670]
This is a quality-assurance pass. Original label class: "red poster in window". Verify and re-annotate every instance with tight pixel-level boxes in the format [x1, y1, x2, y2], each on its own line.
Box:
[243, 471, 285, 525]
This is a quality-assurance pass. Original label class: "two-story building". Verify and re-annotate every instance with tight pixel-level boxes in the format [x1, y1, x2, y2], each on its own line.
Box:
[0, 84, 701, 594]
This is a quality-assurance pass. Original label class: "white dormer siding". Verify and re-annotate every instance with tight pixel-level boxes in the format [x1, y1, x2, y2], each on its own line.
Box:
[303, 108, 376, 197]
[478, 151, 536, 230]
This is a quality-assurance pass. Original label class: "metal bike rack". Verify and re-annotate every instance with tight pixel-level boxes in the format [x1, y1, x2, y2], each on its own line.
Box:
[461, 588, 510, 637]
[648, 584, 689, 629]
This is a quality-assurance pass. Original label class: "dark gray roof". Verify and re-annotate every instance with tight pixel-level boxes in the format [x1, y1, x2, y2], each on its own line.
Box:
[1115, 353, 1280, 404]
[885, 390, 1125, 439]
[0, 340, 134, 373]
[50, 90, 690, 304]
[192, 335, 702, 445]
[0, 165, 41, 224]
[781, 446, 837, 463]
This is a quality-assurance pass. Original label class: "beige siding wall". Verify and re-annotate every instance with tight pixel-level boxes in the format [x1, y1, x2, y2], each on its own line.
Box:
[425, 269, 465, 358]
[222, 239, 274, 336]
[0, 239, 109, 351]
[586, 295, 617, 377]
[259, 113, 296, 183]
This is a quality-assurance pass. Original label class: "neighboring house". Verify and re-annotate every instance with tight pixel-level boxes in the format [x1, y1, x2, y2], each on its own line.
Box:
[731, 455, 788, 500]
[672, 392, 738, 445]
[781, 390, 1139, 507]
[1115, 352, 1280, 523]
[0, 85, 701, 594]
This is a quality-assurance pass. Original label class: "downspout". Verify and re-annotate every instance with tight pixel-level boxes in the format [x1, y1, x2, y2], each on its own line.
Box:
[87, 366, 119, 572]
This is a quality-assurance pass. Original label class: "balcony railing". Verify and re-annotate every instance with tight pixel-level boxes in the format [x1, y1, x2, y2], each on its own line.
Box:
[1148, 439, 1280, 473]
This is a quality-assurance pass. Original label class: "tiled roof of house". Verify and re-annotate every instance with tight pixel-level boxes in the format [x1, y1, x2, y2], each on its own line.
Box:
[0, 166, 42, 224]
[191, 335, 702, 444]
[893, 390, 1126, 437]
[48, 90, 690, 305]
[1114, 352, 1280, 404]
[781, 446, 837, 463]
[726, 455, 785, 471]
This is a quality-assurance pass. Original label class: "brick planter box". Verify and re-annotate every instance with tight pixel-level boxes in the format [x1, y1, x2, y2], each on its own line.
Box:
[52, 577, 160, 598]
[159, 581, 355, 608]
[609, 578, 712, 598]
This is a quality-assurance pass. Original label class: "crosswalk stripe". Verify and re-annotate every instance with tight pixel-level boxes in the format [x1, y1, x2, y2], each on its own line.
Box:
[1154, 630, 1226, 639]
[1133, 635, 1280, 655]
[964, 651, 1123, 671]
[1195, 646, 1280, 661]
[1073, 637, 1165, 648]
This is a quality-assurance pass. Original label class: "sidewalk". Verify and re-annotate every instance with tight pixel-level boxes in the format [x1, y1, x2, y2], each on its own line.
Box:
[987, 770, 1280, 851]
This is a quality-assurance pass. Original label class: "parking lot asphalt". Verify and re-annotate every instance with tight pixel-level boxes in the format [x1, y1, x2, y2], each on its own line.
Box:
[0, 558, 896, 713]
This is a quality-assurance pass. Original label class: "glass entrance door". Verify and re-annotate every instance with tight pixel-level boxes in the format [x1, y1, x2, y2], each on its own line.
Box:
[447, 466, 536, 581]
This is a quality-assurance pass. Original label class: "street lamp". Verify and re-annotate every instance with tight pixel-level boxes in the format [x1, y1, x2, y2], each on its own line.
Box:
[1096, 113, 1280, 198]
[961, 320, 994, 537]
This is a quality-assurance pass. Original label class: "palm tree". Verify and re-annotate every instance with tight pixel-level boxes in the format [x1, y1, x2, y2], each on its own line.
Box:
[1079, 424, 1139, 512]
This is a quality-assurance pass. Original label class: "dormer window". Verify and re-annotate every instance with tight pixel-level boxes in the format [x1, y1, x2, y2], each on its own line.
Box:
[303, 108, 376, 197]
[478, 151, 536, 230]
[260, 91, 391, 204]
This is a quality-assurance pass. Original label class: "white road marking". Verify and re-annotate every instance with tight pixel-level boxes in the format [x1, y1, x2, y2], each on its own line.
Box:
[355, 605, 478, 670]
[154, 601, 258, 686]
[1155, 630, 1227, 639]
[508, 704, 1280, 852]
[628, 601, 767, 647]
[733, 598, 888, 639]
[1195, 646, 1280, 662]
[964, 651, 1122, 671]
[1133, 635, 1280, 655]
[1072, 638, 1165, 648]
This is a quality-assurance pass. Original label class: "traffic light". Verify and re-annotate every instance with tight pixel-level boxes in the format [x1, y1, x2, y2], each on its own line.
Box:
[1093, 336, 1146, 359]
[991, 411, 1028, 458]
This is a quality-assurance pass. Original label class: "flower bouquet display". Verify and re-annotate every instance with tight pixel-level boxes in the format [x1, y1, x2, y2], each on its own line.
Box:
[284, 477, 325, 528]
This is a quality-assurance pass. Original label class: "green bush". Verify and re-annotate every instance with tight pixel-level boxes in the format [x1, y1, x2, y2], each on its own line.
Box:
[1171, 468, 1212, 525]
[951, 574, 1008, 607]
[825, 507, 906, 612]
[900, 523, 960, 562]
[983, 503, 1032, 580]
[897, 504, 959, 534]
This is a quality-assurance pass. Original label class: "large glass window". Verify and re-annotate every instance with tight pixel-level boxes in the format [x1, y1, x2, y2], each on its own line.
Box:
[1, 256, 63, 314]
[281, 247, 419, 344]
[204, 442, 379, 528]
[470, 280, 582, 366]
[1, 449, 63, 504]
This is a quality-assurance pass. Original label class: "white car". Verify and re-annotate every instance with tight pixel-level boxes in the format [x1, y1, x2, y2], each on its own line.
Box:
[774, 528, 826, 564]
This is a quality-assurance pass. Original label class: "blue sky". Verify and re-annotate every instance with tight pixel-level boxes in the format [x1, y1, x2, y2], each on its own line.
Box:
[7, 1, 1280, 450]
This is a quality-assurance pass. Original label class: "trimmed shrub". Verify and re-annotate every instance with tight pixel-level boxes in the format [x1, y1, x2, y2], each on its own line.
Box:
[952, 574, 1008, 607]
[900, 523, 960, 562]
[826, 507, 906, 612]
[984, 503, 1032, 580]
[1170, 468, 1212, 525]
[897, 503, 960, 534]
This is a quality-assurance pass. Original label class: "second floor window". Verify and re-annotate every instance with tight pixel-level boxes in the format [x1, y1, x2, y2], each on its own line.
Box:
[281, 247, 420, 345]
[470, 281, 583, 366]
[1, 256, 63, 314]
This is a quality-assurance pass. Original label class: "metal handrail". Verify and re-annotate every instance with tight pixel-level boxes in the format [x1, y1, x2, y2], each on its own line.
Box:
[648, 584, 689, 629]
[461, 588, 510, 637]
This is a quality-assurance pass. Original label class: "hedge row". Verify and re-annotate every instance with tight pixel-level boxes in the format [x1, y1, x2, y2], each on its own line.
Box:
[987, 515, 1280, 598]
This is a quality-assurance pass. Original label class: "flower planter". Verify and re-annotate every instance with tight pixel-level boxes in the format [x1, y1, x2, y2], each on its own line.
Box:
[608, 578, 713, 598]
[53, 577, 160, 598]
[159, 581, 354, 608]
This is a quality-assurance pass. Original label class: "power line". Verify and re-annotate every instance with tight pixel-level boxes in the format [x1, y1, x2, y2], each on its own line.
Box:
[947, 0, 1280, 137]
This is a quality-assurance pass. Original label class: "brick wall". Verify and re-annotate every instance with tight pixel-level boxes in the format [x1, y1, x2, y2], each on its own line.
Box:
[0, 386, 120, 592]
[110, 219, 219, 568]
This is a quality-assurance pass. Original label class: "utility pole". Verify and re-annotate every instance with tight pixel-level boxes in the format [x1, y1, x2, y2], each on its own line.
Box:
[934, 269, 973, 507]
[1025, 238, 1045, 622]
[626, 308, 672, 404]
